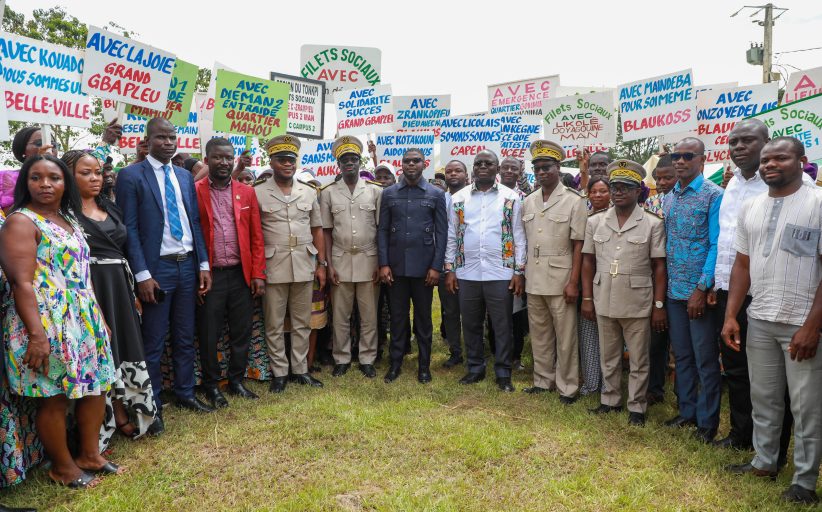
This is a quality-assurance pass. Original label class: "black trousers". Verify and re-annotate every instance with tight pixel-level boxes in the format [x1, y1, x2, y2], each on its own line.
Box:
[648, 327, 670, 397]
[486, 309, 527, 361]
[437, 276, 462, 359]
[389, 276, 433, 370]
[196, 266, 253, 387]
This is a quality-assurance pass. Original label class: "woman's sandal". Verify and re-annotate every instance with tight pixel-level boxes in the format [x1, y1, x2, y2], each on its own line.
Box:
[79, 461, 125, 476]
[49, 471, 99, 489]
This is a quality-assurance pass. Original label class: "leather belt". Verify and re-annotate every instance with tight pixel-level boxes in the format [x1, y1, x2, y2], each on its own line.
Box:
[160, 251, 193, 261]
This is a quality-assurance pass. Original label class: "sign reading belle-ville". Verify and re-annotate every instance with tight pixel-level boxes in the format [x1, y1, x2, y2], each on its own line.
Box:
[300, 45, 381, 100]
[213, 69, 288, 139]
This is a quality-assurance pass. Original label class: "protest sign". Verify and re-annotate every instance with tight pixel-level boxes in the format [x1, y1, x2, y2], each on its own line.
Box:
[270, 72, 325, 139]
[175, 109, 200, 153]
[439, 115, 502, 170]
[392, 95, 451, 136]
[750, 93, 822, 161]
[199, 116, 264, 169]
[82, 26, 175, 110]
[299, 138, 338, 185]
[0, 32, 89, 126]
[0, 84, 8, 141]
[213, 69, 288, 139]
[488, 75, 559, 115]
[300, 45, 381, 99]
[499, 114, 542, 160]
[657, 82, 740, 147]
[618, 69, 696, 141]
[118, 113, 147, 154]
[542, 91, 618, 148]
[334, 84, 393, 136]
[125, 58, 197, 127]
[784, 66, 822, 104]
[100, 98, 119, 122]
[376, 132, 436, 179]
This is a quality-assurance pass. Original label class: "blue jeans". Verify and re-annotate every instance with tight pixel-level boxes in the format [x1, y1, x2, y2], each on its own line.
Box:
[667, 299, 720, 429]
[141, 257, 198, 409]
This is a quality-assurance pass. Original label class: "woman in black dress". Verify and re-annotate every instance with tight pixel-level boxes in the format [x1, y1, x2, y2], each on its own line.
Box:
[61, 150, 157, 445]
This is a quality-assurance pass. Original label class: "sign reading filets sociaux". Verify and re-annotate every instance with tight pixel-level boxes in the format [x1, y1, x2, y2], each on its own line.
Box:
[376, 132, 436, 178]
[300, 45, 381, 100]
[751, 93, 822, 161]
[300, 139, 338, 185]
[618, 69, 696, 141]
[439, 115, 503, 170]
[542, 91, 618, 147]
[392, 95, 451, 136]
[124, 58, 197, 128]
[213, 69, 289, 139]
[784, 66, 822, 104]
[334, 84, 393, 135]
[82, 26, 175, 110]
[488, 75, 558, 115]
[0, 32, 90, 126]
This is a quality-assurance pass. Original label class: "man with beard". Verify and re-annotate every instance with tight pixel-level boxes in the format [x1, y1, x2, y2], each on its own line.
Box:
[439, 160, 468, 368]
[378, 148, 447, 384]
[320, 136, 382, 378]
[256, 135, 327, 393]
[723, 137, 822, 505]
[444, 151, 525, 391]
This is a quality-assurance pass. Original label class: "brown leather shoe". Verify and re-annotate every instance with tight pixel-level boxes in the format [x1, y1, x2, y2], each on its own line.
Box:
[725, 462, 777, 481]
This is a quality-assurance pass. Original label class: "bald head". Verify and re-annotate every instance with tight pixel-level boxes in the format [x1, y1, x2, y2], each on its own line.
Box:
[729, 118, 771, 175]
[676, 137, 705, 154]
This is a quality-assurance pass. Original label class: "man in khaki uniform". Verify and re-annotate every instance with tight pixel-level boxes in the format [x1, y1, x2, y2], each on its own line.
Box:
[581, 159, 667, 426]
[255, 134, 327, 393]
[321, 136, 383, 378]
[521, 140, 587, 404]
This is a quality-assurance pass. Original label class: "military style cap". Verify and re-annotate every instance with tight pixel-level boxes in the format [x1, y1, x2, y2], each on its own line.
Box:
[265, 135, 301, 158]
[529, 140, 565, 162]
[607, 159, 646, 186]
[332, 136, 363, 160]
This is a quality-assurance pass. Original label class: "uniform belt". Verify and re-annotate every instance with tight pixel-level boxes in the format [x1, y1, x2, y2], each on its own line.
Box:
[212, 264, 241, 271]
[160, 251, 193, 261]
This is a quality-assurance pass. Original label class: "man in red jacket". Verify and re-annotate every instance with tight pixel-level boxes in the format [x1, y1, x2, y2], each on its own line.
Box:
[196, 137, 266, 407]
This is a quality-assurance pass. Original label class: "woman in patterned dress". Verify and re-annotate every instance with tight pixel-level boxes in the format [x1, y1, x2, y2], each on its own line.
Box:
[0, 155, 118, 488]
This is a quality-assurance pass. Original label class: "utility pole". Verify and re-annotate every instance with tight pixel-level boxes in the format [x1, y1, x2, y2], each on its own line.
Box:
[731, 4, 789, 84]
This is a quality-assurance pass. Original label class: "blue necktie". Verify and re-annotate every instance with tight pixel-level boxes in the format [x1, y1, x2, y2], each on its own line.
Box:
[162, 165, 184, 241]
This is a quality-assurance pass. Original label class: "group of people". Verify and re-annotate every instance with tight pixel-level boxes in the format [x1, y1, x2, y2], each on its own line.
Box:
[1, 114, 821, 506]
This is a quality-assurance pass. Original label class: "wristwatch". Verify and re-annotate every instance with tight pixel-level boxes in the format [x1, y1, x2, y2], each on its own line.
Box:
[697, 283, 708, 292]
[654, 301, 664, 309]
[317, 260, 328, 267]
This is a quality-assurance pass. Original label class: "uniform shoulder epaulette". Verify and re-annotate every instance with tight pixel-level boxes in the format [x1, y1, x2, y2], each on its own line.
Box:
[297, 179, 319, 190]
[564, 186, 584, 197]
[526, 187, 541, 197]
[588, 208, 608, 216]
[644, 207, 664, 219]
[252, 177, 268, 187]
[366, 179, 383, 187]
[320, 181, 336, 191]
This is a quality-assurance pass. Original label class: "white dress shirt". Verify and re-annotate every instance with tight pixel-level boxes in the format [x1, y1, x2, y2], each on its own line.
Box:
[135, 155, 208, 282]
[445, 182, 526, 281]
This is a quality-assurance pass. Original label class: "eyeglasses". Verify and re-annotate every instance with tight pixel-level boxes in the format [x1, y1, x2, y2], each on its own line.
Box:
[670, 152, 703, 162]
[274, 156, 296, 164]
[403, 157, 422, 165]
[609, 183, 639, 194]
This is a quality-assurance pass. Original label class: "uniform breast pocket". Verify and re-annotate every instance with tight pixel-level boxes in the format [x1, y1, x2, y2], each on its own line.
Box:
[593, 232, 611, 245]
[261, 203, 283, 220]
[296, 202, 313, 222]
[359, 203, 377, 224]
[547, 213, 570, 235]
[628, 235, 649, 257]
[780, 224, 821, 258]
[331, 203, 347, 217]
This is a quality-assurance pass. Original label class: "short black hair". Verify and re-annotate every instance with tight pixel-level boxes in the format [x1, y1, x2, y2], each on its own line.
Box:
[475, 149, 499, 164]
[655, 153, 674, 169]
[205, 136, 234, 157]
[402, 148, 425, 159]
[12, 155, 82, 218]
[589, 151, 612, 163]
[587, 175, 609, 192]
[12, 126, 41, 163]
[767, 136, 806, 158]
[676, 137, 706, 153]
[445, 160, 467, 171]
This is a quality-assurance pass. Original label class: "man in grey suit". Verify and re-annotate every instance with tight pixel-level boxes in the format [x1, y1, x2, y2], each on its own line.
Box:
[378, 148, 447, 384]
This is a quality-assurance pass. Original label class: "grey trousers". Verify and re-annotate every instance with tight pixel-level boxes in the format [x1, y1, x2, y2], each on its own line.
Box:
[458, 279, 513, 378]
[747, 317, 822, 490]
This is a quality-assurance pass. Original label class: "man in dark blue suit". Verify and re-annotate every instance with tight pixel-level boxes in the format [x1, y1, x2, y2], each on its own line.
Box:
[116, 117, 214, 433]
[378, 148, 447, 384]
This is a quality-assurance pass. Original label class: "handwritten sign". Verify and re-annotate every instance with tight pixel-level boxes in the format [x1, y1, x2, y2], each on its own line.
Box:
[488, 75, 559, 115]
[542, 91, 617, 148]
[0, 32, 89, 126]
[300, 139, 338, 185]
[124, 58, 197, 127]
[213, 69, 288, 139]
[392, 95, 451, 137]
[300, 45, 381, 100]
[118, 113, 147, 154]
[751, 93, 822, 161]
[439, 115, 502, 170]
[334, 84, 393, 136]
[499, 114, 542, 160]
[175, 109, 200, 153]
[618, 69, 696, 141]
[270, 72, 325, 139]
[82, 26, 175, 110]
[376, 132, 436, 179]
[696, 83, 778, 158]
[198, 116, 264, 169]
[784, 66, 822, 104]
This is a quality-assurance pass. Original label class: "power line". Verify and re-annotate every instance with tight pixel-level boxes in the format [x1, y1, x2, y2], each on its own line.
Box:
[775, 46, 822, 55]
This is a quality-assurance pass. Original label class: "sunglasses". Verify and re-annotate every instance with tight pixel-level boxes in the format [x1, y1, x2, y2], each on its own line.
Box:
[670, 152, 703, 162]
[403, 157, 422, 164]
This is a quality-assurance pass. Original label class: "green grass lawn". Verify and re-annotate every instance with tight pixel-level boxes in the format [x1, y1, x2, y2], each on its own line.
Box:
[1, 297, 807, 511]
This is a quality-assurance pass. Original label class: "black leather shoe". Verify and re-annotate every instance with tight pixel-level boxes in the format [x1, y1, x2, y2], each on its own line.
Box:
[589, 404, 623, 415]
[647, 393, 664, 406]
[291, 373, 323, 387]
[712, 435, 753, 450]
[384, 366, 401, 383]
[522, 386, 550, 394]
[204, 386, 229, 408]
[176, 396, 215, 413]
[359, 364, 376, 378]
[332, 363, 351, 377]
[443, 356, 463, 368]
[418, 370, 432, 384]
[693, 427, 717, 444]
[664, 415, 697, 428]
[725, 462, 778, 480]
[147, 415, 165, 436]
[227, 382, 259, 400]
[782, 484, 820, 505]
[559, 395, 578, 405]
[459, 372, 486, 385]
[628, 412, 646, 426]
[496, 377, 514, 392]
[269, 376, 287, 393]
[0, 505, 38, 512]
